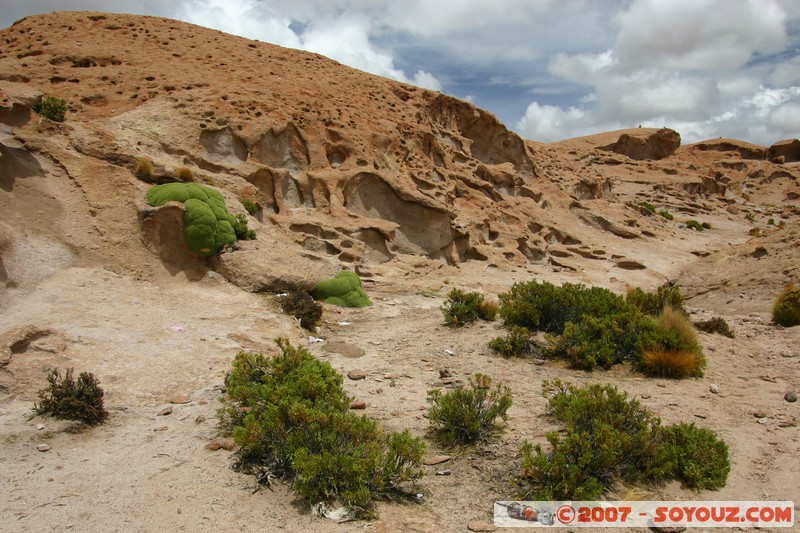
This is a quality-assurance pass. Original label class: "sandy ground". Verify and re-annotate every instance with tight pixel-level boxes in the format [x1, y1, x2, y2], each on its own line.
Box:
[1, 260, 798, 533]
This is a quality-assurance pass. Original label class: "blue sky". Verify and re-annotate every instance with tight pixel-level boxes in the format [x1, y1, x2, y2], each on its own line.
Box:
[2, 0, 800, 145]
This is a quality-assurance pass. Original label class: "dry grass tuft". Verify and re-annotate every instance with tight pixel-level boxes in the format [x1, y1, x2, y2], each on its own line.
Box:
[641, 349, 698, 378]
[655, 305, 699, 349]
[174, 166, 195, 182]
[133, 157, 154, 181]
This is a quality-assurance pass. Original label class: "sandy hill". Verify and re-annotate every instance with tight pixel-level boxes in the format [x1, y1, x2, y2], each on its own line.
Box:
[0, 11, 798, 533]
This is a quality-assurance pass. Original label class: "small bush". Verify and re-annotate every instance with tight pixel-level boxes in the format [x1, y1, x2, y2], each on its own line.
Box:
[518, 381, 730, 500]
[33, 95, 67, 122]
[694, 316, 735, 338]
[34, 368, 108, 425]
[441, 288, 497, 327]
[662, 422, 730, 490]
[280, 289, 323, 330]
[625, 284, 686, 316]
[427, 374, 512, 445]
[519, 381, 670, 500]
[312, 270, 371, 307]
[222, 340, 425, 517]
[654, 306, 700, 352]
[746, 212, 756, 223]
[242, 199, 258, 216]
[233, 213, 256, 240]
[133, 157, 155, 181]
[640, 202, 656, 214]
[174, 166, 195, 182]
[489, 326, 532, 357]
[773, 284, 800, 327]
[658, 210, 674, 220]
[686, 220, 704, 231]
[701, 222, 712, 229]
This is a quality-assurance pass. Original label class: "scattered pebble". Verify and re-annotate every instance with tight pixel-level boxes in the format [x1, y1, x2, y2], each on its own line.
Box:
[444, 349, 456, 356]
[467, 521, 497, 532]
[641, 393, 652, 399]
[709, 384, 719, 394]
[785, 391, 797, 403]
[349, 400, 367, 410]
[753, 410, 768, 418]
[170, 395, 191, 404]
[347, 369, 366, 380]
[153, 426, 168, 432]
[37, 443, 50, 452]
[195, 415, 207, 424]
[533, 358, 546, 366]
[205, 438, 237, 451]
[758, 417, 769, 425]
[435, 469, 452, 476]
[157, 406, 173, 416]
[36, 424, 45, 430]
[423, 455, 451, 466]
[439, 369, 452, 378]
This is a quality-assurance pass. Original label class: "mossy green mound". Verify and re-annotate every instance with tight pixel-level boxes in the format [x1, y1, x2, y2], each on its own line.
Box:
[311, 270, 371, 307]
[146, 183, 237, 256]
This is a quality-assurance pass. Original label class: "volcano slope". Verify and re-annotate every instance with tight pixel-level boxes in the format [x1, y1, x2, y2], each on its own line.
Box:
[1, 11, 798, 532]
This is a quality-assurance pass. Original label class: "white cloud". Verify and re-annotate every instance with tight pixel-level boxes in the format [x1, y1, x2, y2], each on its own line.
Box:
[516, 102, 594, 142]
[769, 102, 800, 135]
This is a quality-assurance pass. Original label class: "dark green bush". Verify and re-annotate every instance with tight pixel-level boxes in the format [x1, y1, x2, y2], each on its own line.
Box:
[280, 289, 323, 330]
[625, 284, 686, 316]
[686, 220, 705, 231]
[662, 422, 730, 490]
[694, 316, 735, 338]
[233, 213, 256, 240]
[242, 199, 258, 216]
[773, 285, 800, 327]
[441, 288, 497, 327]
[221, 339, 425, 516]
[659, 210, 674, 220]
[34, 368, 108, 425]
[489, 326, 532, 357]
[33, 95, 67, 122]
[427, 374, 512, 445]
[640, 202, 656, 214]
[518, 381, 729, 500]
[498, 280, 629, 334]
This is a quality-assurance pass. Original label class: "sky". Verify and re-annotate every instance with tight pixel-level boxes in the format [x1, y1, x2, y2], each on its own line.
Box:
[2, 0, 800, 145]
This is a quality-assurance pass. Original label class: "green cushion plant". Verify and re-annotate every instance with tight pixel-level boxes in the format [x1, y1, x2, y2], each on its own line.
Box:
[146, 182, 237, 256]
[311, 270, 371, 307]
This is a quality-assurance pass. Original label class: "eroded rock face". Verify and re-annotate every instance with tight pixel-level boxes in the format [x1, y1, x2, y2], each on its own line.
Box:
[767, 139, 800, 163]
[602, 128, 681, 160]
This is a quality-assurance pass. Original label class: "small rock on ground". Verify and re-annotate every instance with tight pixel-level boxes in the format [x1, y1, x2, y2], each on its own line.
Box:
[37, 443, 50, 452]
[347, 369, 367, 380]
[170, 395, 191, 404]
[157, 406, 173, 416]
[467, 521, 496, 532]
[205, 438, 237, 451]
[785, 391, 797, 403]
[350, 400, 367, 410]
[423, 455, 451, 466]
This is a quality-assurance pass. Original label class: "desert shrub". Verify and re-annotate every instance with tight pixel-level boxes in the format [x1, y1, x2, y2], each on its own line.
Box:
[33, 95, 67, 122]
[280, 289, 322, 330]
[222, 340, 425, 516]
[489, 326, 532, 357]
[547, 311, 656, 370]
[498, 280, 629, 334]
[518, 381, 729, 500]
[34, 368, 108, 425]
[701, 222, 712, 229]
[658, 210, 674, 220]
[242, 199, 258, 216]
[640, 202, 656, 213]
[519, 381, 671, 500]
[427, 373, 512, 445]
[643, 306, 705, 377]
[662, 422, 730, 490]
[653, 306, 700, 352]
[174, 166, 195, 182]
[233, 213, 256, 240]
[312, 270, 371, 307]
[694, 316, 735, 338]
[133, 157, 155, 181]
[746, 212, 756, 223]
[441, 288, 497, 327]
[686, 219, 704, 231]
[772, 284, 800, 327]
[625, 284, 686, 316]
